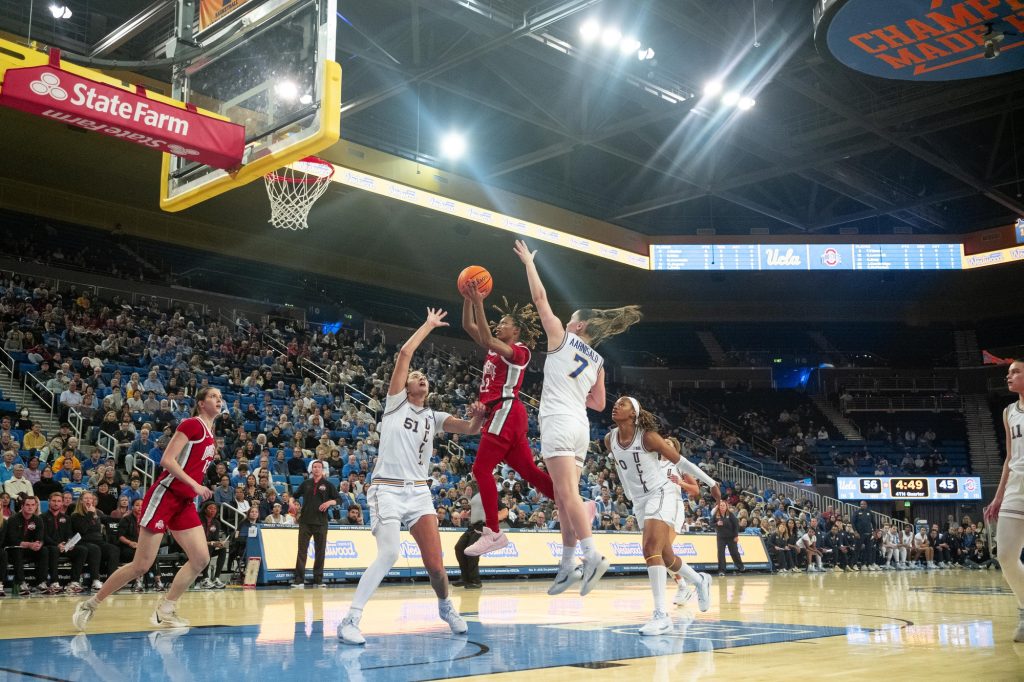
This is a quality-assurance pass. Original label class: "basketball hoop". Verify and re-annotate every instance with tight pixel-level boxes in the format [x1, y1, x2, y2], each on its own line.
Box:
[263, 156, 334, 230]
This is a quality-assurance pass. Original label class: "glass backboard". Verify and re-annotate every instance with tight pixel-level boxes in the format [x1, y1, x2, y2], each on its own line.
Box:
[160, 0, 339, 212]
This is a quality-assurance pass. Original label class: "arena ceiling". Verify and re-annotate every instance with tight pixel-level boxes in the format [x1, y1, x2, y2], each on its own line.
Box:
[1, 0, 1022, 322]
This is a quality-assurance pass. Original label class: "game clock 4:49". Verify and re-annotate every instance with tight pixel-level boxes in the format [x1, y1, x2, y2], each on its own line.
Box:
[889, 477, 929, 498]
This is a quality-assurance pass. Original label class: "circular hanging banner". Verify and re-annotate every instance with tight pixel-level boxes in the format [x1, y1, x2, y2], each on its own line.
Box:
[814, 0, 1024, 81]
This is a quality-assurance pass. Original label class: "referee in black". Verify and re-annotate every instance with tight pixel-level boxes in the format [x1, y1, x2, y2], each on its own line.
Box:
[293, 460, 338, 588]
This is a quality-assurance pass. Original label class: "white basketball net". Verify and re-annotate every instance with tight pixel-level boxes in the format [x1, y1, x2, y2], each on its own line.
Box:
[263, 157, 334, 230]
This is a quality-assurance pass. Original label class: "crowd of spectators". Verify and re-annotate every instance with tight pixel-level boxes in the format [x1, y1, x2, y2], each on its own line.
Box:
[0, 270, 993, 596]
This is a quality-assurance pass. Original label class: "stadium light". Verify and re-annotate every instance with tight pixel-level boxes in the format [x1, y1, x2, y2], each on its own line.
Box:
[579, 19, 600, 43]
[619, 37, 642, 55]
[49, 4, 72, 19]
[721, 91, 741, 107]
[440, 132, 467, 160]
[737, 96, 756, 111]
[579, 19, 653, 61]
[703, 80, 723, 97]
[600, 27, 622, 48]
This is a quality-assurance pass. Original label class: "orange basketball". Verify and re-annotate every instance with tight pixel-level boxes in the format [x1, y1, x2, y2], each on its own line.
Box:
[457, 265, 493, 297]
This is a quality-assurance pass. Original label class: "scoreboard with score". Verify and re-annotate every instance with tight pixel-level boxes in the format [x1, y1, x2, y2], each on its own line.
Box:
[650, 243, 964, 271]
[837, 476, 982, 501]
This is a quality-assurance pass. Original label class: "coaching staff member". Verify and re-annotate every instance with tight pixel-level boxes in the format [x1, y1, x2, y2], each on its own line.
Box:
[293, 460, 338, 587]
[714, 500, 744, 576]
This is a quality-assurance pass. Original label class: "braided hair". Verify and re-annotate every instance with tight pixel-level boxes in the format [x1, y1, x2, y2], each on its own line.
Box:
[491, 297, 542, 350]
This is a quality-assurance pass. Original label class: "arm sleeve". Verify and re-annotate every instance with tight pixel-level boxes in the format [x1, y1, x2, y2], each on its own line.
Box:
[675, 456, 717, 488]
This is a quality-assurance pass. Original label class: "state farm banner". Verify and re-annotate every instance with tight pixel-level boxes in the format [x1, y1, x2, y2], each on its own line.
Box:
[0, 60, 244, 169]
[199, 0, 256, 32]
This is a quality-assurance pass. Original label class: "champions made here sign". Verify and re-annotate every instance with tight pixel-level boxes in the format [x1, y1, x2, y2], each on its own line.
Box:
[815, 0, 1024, 81]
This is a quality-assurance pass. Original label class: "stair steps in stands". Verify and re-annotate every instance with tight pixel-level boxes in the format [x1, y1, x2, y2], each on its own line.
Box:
[962, 393, 1002, 486]
[953, 329, 981, 368]
[0, 370, 62, 438]
[696, 330, 726, 366]
[810, 394, 864, 441]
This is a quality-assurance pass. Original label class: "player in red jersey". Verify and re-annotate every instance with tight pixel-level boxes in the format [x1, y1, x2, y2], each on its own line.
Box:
[73, 387, 222, 630]
[461, 281, 556, 556]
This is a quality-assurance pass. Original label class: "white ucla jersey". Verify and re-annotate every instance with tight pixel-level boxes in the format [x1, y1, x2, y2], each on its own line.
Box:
[1006, 402, 1024, 475]
[609, 427, 671, 501]
[373, 389, 451, 480]
[539, 332, 603, 420]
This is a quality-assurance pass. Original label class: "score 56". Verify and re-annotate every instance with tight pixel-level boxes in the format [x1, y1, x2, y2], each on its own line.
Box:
[859, 478, 881, 494]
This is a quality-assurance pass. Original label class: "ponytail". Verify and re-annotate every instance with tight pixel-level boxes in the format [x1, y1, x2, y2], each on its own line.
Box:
[636, 408, 660, 433]
[577, 305, 642, 347]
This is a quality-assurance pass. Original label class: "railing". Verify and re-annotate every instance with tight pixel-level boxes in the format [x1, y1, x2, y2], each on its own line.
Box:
[0, 346, 15, 377]
[96, 431, 118, 461]
[839, 376, 958, 392]
[844, 395, 963, 412]
[446, 438, 466, 460]
[220, 503, 241, 532]
[135, 452, 155, 487]
[68, 406, 84, 441]
[679, 425, 765, 476]
[689, 399, 782, 464]
[301, 356, 378, 419]
[716, 461, 910, 532]
[23, 372, 55, 415]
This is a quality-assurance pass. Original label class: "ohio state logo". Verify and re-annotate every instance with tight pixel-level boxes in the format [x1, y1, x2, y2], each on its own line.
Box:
[820, 247, 843, 267]
[29, 72, 67, 101]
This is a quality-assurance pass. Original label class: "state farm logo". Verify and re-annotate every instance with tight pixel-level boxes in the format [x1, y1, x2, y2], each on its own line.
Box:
[30, 72, 68, 101]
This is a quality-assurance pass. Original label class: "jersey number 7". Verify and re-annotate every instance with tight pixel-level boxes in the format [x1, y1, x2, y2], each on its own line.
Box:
[568, 353, 589, 378]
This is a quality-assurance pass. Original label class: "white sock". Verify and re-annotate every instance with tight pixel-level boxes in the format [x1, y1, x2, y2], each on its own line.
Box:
[350, 524, 401, 611]
[157, 597, 176, 613]
[438, 597, 454, 611]
[674, 560, 701, 585]
[648, 565, 668, 613]
[560, 546, 577, 569]
[580, 537, 598, 560]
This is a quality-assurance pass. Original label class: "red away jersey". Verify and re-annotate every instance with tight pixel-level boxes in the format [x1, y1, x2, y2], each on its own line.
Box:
[151, 416, 216, 498]
[479, 343, 530, 405]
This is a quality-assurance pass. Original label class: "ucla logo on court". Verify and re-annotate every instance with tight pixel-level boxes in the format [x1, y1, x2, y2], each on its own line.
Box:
[610, 542, 643, 558]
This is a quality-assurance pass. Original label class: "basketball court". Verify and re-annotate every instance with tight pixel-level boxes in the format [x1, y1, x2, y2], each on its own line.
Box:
[0, 570, 1019, 680]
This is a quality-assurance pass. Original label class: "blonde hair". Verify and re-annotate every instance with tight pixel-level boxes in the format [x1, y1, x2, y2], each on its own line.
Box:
[491, 297, 541, 350]
[72, 491, 96, 516]
[576, 305, 642, 347]
[666, 436, 681, 453]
